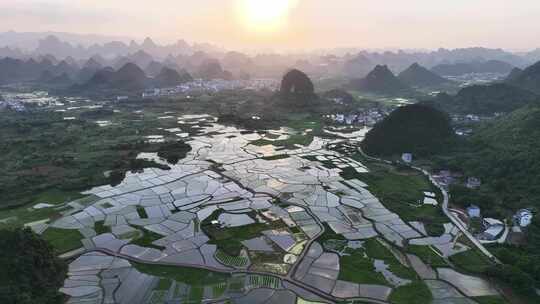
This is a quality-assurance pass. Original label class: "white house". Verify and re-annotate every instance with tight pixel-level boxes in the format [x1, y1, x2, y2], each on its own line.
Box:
[467, 205, 481, 218]
[142, 88, 160, 98]
[514, 209, 533, 227]
[401, 153, 413, 163]
[481, 218, 505, 241]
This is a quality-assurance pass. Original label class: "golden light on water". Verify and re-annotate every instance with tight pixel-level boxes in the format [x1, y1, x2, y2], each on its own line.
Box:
[237, 0, 297, 33]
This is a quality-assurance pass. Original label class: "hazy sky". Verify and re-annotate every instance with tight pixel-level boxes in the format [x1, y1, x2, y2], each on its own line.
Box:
[1, 0, 540, 51]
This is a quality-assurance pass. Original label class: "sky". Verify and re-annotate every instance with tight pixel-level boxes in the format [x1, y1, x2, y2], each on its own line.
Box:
[1, 0, 540, 51]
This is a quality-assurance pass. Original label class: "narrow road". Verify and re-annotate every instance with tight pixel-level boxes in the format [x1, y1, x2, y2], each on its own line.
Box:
[417, 166, 501, 264]
[359, 148, 500, 264]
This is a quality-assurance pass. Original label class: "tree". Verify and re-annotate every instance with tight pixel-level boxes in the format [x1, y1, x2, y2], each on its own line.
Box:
[0, 228, 68, 304]
[486, 264, 535, 295]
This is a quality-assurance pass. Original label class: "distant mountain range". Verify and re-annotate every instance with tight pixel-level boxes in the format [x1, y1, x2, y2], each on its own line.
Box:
[74, 63, 193, 93]
[80, 63, 149, 92]
[398, 63, 451, 87]
[0, 32, 223, 60]
[0, 55, 195, 94]
[3, 32, 540, 81]
[342, 47, 540, 78]
[348, 65, 411, 94]
[422, 59, 540, 114]
[430, 60, 515, 76]
[0, 57, 78, 84]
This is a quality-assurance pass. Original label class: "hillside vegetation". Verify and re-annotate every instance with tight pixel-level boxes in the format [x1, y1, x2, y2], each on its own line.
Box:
[0, 228, 68, 304]
[441, 105, 540, 211]
[361, 104, 454, 157]
[427, 83, 539, 115]
[398, 63, 450, 87]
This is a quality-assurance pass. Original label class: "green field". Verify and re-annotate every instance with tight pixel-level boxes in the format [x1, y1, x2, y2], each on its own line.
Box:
[449, 249, 493, 274]
[215, 249, 250, 268]
[246, 274, 281, 289]
[133, 263, 230, 285]
[364, 239, 418, 280]
[389, 281, 433, 304]
[42, 227, 84, 254]
[129, 228, 164, 250]
[406, 245, 448, 268]
[338, 247, 390, 286]
[0, 108, 189, 210]
[344, 153, 448, 236]
[201, 210, 292, 256]
[94, 220, 111, 234]
[473, 296, 509, 304]
[133, 263, 231, 303]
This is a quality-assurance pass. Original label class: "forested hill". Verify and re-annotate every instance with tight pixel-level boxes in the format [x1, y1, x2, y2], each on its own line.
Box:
[453, 105, 540, 209]
[361, 104, 454, 157]
[437, 104, 540, 297]
[426, 83, 539, 115]
[398, 63, 450, 87]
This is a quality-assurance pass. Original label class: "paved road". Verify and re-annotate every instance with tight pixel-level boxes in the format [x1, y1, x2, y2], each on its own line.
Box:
[418, 167, 501, 264]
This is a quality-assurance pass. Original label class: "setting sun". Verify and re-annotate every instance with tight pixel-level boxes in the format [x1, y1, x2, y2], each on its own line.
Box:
[237, 0, 297, 33]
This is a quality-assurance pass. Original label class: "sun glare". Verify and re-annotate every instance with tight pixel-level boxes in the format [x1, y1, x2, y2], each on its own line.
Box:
[238, 0, 296, 33]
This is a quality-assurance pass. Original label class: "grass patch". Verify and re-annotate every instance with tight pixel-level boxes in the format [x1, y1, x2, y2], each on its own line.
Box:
[31, 189, 84, 206]
[130, 228, 164, 250]
[407, 245, 448, 268]
[317, 223, 346, 244]
[0, 109, 187, 210]
[94, 221, 111, 234]
[204, 221, 270, 256]
[424, 222, 445, 237]
[249, 116, 324, 149]
[339, 247, 389, 286]
[201, 210, 288, 256]
[246, 274, 281, 289]
[157, 278, 172, 290]
[0, 204, 69, 230]
[261, 154, 290, 161]
[449, 249, 493, 274]
[389, 281, 433, 304]
[133, 263, 229, 285]
[136, 206, 148, 219]
[345, 153, 447, 231]
[42, 227, 83, 254]
[364, 239, 417, 280]
[189, 286, 204, 302]
[215, 249, 249, 267]
[473, 296, 509, 304]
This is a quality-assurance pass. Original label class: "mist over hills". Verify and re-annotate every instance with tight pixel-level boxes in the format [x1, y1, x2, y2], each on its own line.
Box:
[421, 59, 540, 115]
[348, 65, 411, 94]
[430, 60, 515, 76]
[426, 84, 540, 115]
[2, 31, 540, 82]
[398, 63, 451, 87]
[506, 61, 540, 94]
